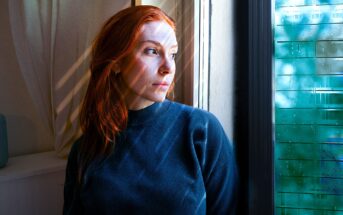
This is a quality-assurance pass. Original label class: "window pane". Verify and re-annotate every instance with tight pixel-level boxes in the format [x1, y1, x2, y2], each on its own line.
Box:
[274, 1, 343, 214]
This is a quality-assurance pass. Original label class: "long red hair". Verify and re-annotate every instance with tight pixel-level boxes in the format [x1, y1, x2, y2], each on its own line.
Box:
[78, 5, 176, 183]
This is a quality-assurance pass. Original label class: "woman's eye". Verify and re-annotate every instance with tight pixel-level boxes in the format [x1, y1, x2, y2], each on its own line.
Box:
[145, 48, 159, 55]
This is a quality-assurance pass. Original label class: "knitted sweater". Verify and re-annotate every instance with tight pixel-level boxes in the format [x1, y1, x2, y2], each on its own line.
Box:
[64, 100, 238, 215]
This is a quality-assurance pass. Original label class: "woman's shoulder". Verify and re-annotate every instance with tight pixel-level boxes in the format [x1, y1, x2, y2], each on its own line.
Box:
[168, 100, 218, 119]
[167, 100, 222, 128]
[167, 100, 215, 117]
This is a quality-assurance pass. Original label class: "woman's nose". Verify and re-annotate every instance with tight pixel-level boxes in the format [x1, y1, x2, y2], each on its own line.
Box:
[159, 55, 174, 74]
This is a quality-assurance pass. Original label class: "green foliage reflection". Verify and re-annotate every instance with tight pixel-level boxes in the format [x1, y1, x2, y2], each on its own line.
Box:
[274, 0, 343, 214]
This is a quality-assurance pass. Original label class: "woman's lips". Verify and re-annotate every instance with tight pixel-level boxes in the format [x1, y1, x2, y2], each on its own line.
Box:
[152, 82, 170, 90]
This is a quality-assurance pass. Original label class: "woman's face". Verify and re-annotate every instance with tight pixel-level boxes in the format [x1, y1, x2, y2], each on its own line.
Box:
[118, 20, 178, 110]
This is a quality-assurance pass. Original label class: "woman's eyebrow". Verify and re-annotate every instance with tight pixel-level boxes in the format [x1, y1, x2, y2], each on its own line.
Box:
[139, 40, 178, 49]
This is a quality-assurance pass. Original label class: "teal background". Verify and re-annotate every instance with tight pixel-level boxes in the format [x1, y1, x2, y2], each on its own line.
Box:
[274, 0, 343, 214]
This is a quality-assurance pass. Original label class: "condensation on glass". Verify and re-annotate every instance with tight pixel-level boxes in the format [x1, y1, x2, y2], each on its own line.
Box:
[274, 0, 343, 214]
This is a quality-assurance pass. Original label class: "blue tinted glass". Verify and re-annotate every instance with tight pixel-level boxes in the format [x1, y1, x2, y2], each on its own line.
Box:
[274, 1, 343, 214]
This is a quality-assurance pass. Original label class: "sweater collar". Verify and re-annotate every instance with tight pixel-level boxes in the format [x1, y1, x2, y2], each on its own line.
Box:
[127, 99, 171, 126]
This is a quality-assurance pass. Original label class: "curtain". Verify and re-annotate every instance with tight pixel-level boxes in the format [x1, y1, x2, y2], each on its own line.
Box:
[8, 0, 130, 157]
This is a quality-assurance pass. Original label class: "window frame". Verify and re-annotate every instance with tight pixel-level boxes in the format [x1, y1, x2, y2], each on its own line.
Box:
[234, 0, 274, 214]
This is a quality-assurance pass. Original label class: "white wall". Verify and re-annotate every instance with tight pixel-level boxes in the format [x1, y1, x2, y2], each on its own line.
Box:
[208, 0, 234, 140]
[137, 0, 177, 18]
[0, 152, 66, 215]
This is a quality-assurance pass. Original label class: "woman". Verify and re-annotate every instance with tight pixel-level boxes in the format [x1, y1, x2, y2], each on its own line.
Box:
[64, 5, 238, 215]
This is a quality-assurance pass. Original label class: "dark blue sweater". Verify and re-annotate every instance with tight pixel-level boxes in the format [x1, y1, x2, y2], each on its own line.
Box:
[64, 100, 238, 214]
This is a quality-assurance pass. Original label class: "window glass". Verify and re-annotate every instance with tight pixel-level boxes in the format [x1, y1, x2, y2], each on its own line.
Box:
[274, 0, 343, 214]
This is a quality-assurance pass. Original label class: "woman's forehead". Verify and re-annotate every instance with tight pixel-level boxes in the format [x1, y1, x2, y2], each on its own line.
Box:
[138, 21, 177, 47]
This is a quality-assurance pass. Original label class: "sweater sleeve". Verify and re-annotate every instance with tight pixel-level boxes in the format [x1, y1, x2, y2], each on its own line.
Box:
[192, 111, 238, 214]
[63, 138, 83, 215]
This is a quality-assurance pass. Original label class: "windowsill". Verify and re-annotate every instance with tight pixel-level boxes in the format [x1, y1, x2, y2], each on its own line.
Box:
[0, 151, 67, 183]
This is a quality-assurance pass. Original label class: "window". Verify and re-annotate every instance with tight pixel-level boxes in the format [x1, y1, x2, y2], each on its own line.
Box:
[274, 1, 343, 214]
